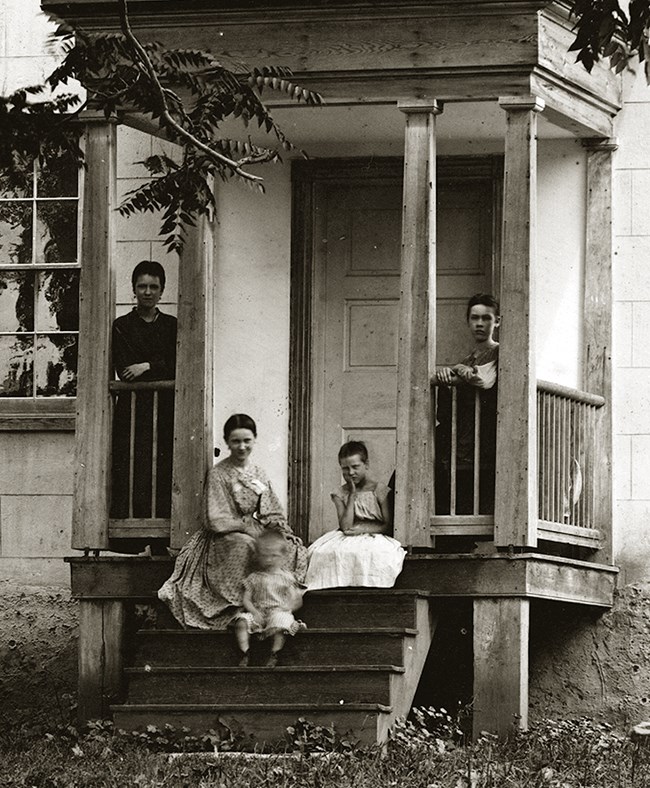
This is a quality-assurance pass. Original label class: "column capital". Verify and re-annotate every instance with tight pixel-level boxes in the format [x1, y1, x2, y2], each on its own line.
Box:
[498, 95, 545, 113]
[79, 109, 120, 125]
[582, 137, 619, 152]
[398, 99, 443, 115]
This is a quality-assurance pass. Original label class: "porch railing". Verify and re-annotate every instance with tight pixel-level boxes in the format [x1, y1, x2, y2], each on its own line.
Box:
[536, 380, 604, 547]
[108, 380, 174, 539]
[430, 379, 606, 548]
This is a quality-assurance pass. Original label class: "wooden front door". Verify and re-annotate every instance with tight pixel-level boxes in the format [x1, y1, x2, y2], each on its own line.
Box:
[289, 158, 501, 542]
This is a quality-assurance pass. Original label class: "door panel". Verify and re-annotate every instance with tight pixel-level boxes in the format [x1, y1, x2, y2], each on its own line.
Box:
[306, 162, 499, 540]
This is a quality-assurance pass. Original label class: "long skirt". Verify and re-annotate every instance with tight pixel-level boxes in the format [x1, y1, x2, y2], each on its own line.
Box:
[158, 529, 308, 629]
[305, 530, 406, 591]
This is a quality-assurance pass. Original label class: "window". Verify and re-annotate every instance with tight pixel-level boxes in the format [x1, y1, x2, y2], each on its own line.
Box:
[0, 150, 80, 406]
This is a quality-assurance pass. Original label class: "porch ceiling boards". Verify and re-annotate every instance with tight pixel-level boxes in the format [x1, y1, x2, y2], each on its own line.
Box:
[41, 0, 620, 136]
[65, 553, 617, 607]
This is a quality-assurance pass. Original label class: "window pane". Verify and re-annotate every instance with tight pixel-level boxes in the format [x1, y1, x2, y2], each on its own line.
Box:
[0, 271, 35, 331]
[0, 202, 33, 264]
[35, 201, 77, 264]
[0, 164, 33, 198]
[37, 151, 78, 198]
[0, 335, 33, 397]
[36, 270, 80, 331]
[35, 334, 77, 396]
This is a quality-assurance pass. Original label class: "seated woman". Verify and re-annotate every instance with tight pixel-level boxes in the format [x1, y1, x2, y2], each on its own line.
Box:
[111, 260, 176, 523]
[305, 441, 406, 590]
[158, 413, 308, 629]
[432, 293, 500, 515]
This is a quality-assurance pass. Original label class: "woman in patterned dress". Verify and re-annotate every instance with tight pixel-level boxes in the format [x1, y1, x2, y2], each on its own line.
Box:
[158, 414, 307, 629]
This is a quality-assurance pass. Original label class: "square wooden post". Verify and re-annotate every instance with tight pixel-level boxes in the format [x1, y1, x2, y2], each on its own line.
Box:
[583, 138, 617, 565]
[394, 100, 442, 548]
[494, 97, 544, 549]
[73, 118, 118, 551]
[78, 599, 125, 721]
[473, 597, 529, 737]
[170, 213, 215, 548]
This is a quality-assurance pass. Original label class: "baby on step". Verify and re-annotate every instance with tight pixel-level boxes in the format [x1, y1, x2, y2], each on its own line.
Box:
[235, 530, 307, 667]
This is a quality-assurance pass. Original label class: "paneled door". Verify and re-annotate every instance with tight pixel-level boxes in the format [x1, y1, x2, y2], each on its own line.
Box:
[290, 158, 501, 541]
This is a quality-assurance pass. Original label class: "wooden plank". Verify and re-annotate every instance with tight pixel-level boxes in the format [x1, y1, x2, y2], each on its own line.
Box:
[108, 519, 170, 539]
[394, 100, 441, 547]
[538, 7, 621, 116]
[171, 213, 214, 548]
[533, 77, 614, 139]
[396, 554, 617, 606]
[390, 598, 437, 718]
[78, 599, 125, 722]
[524, 555, 617, 605]
[582, 139, 616, 566]
[49, 5, 541, 72]
[73, 120, 117, 551]
[537, 519, 601, 548]
[473, 598, 529, 737]
[66, 553, 618, 608]
[494, 97, 543, 549]
[0, 416, 75, 431]
[289, 172, 315, 545]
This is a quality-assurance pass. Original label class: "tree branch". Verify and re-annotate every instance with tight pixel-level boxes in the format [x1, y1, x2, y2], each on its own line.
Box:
[117, 0, 263, 183]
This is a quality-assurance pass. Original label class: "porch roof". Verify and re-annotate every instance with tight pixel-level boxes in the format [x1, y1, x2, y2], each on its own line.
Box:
[41, 0, 620, 137]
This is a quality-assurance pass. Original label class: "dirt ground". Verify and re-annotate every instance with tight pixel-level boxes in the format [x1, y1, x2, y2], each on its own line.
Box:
[0, 580, 78, 730]
[530, 583, 650, 728]
[1, 578, 649, 732]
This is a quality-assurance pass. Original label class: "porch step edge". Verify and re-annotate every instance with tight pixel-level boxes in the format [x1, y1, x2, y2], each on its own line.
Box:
[125, 665, 405, 675]
[136, 628, 418, 636]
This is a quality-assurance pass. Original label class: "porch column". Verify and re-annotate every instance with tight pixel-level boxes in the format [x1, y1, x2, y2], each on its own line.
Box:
[78, 599, 124, 721]
[494, 96, 544, 549]
[394, 100, 442, 547]
[582, 138, 617, 564]
[473, 597, 529, 737]
[72, 118, 118, 551]
[170, 213, 215, 548]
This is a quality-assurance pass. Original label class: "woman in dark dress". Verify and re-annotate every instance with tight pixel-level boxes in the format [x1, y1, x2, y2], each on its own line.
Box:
[111, 260, 177, 521]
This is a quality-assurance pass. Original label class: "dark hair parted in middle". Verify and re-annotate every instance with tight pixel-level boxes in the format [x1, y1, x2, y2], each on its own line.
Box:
[338, 440, 369, 464]
[466, 292, 500, 320]
[131, 260, 167, 292]
[223, 413, 257, 441]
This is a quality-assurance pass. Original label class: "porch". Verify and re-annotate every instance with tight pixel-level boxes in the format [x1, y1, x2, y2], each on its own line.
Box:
[43, 0, 621, 741]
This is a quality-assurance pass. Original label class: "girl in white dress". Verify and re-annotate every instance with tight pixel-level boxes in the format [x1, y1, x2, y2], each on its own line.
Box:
[305, 441, 406, 590]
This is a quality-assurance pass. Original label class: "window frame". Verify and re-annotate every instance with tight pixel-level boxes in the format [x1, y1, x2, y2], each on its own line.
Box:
[0, 158, 82, 431]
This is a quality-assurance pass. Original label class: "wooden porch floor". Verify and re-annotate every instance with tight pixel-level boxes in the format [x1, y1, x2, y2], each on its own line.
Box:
[66, 553, 617, 608]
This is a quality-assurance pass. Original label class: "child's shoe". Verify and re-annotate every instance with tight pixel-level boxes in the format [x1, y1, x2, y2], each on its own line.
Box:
[238, 650, 250, 667]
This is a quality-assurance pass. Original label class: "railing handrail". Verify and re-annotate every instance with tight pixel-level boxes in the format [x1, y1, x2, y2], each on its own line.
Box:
[536, 379, 605, 408]
[109, 379, 175, 392]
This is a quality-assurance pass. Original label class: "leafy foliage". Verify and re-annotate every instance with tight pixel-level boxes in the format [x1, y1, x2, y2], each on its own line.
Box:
[0, 88, 83, 198]
[4, 713, 650, 787]
[569, 1, 650, 78]
[2, 0, 322, 252]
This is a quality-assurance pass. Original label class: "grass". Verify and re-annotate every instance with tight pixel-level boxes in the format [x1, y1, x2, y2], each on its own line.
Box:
[1, 713, 650, 787]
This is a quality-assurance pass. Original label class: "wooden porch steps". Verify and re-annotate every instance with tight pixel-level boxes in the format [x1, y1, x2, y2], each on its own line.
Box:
[112, 589, 436, 747]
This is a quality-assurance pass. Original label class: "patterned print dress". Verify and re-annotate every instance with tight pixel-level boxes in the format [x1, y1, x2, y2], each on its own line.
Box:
[158, 456, 307, 629]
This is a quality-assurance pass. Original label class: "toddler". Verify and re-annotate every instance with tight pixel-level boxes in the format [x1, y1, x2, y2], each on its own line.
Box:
[235, 530, 306, 667]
